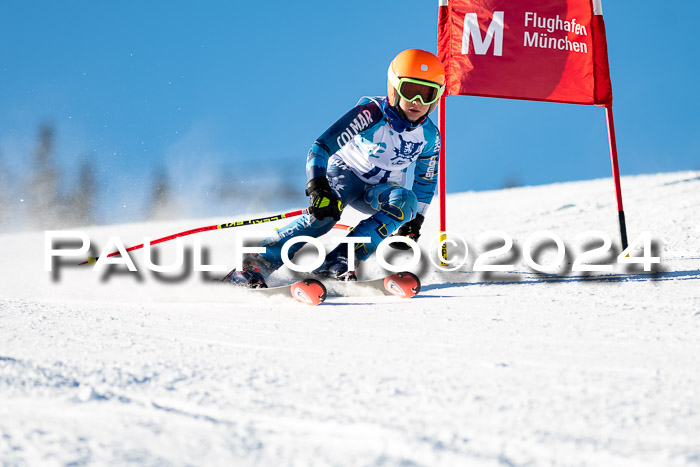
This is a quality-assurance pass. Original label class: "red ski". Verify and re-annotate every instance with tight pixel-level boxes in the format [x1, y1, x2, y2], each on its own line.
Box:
[382, 271, 421, 298]
[289, 279, 327, 306]
[250, 273, 420, 305]
[322, 271, 421, 299]
[254, 279, 327, 306]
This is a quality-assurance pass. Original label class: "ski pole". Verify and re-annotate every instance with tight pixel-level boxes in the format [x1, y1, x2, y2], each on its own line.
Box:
[79, 208, 309, 265]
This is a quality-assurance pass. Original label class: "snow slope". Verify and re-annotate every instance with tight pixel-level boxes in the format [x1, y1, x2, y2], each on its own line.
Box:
[1, 171, 699, 466]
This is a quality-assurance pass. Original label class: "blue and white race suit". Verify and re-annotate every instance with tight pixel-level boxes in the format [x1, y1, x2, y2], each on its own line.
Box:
[258, 96, 441, 269]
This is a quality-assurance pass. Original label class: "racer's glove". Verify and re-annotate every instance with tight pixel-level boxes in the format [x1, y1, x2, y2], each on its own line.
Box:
[390, 214, 424, 250]
[306, 177, 342, 221]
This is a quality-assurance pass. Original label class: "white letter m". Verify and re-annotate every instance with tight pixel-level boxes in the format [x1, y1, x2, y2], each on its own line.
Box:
[462, 11, 504, 56]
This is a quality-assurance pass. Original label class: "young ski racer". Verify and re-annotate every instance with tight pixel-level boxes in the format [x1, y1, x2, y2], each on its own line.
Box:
[224, 49, 445, 288]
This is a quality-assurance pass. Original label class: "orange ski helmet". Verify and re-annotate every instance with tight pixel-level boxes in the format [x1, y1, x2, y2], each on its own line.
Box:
[387, 49, 446, 114]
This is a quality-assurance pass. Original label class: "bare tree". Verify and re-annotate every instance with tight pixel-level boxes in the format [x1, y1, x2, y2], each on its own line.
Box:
[29, 124, 62, 229]
[65, 157, 98, 226]
[501, 174, 523, 189]
[0, 150, 10, 230]
[148, 168, 178, 220]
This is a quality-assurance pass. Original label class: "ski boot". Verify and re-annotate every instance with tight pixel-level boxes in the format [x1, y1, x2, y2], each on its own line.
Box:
[313, 253, 357, 282]
[222, 254, 275, 288]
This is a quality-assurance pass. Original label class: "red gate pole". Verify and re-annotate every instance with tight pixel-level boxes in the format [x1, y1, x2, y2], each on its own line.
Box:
[605, 103, 629, 250]
[437, 0, 450, 265]
[438, 94, 448, 264]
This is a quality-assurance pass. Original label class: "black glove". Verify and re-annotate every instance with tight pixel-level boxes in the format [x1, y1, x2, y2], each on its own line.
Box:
[390, 214, 425, 250]
[306, 177, 342, 221]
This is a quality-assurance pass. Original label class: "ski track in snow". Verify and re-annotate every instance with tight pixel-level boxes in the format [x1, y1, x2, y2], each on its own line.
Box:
[1, 171, 699, 466]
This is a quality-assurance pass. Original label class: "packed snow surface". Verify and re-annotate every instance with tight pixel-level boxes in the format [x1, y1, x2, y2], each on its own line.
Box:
[2, 171, 699, 466]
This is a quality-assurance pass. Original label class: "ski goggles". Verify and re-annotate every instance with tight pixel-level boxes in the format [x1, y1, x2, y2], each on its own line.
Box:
[394, 77, 444, 105]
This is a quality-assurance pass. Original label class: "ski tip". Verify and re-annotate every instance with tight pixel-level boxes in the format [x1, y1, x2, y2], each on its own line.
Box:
[383, 272, 421, 298]
[290, 279, 327, 306]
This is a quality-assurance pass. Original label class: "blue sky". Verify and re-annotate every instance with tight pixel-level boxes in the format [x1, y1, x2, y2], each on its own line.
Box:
[1, 1, 698, 225]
